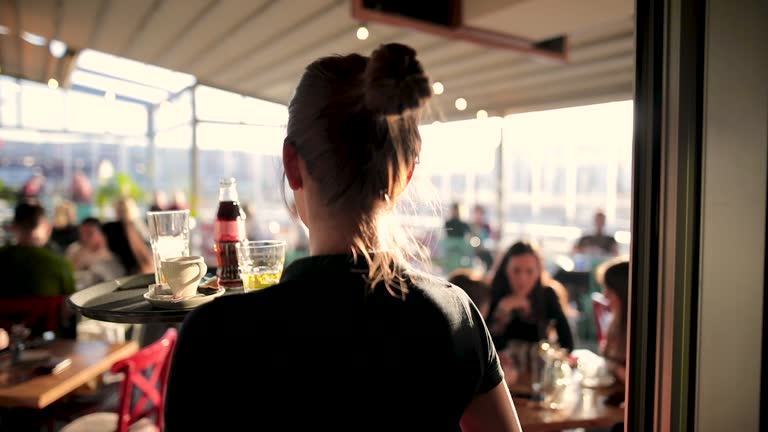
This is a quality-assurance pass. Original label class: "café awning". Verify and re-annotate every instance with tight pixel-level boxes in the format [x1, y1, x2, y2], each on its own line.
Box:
[0, 0, 634, 120]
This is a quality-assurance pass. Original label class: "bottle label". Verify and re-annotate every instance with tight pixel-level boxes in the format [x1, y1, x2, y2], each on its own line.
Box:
[215, 220, 245, 242]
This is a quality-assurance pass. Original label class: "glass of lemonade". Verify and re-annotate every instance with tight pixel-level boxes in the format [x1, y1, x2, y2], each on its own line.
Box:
[236, 240, 286, 292]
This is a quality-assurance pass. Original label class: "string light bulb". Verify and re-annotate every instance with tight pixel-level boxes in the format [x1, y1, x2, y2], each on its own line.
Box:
[47, 78, 59, 89]
[476, 109, 488, 119]
[49, 40, 67, 58]
[455, 98, 467, 111]
[356, 25, 369, 40]
[432, 81, 444, 95]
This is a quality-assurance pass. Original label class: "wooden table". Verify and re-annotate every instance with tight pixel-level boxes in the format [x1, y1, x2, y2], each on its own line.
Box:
[508, 373, 624, 431]
[0, 340, 139, 409]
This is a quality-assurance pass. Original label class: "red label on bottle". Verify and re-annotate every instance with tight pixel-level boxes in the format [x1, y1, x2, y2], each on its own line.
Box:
[215, 220, 245, 242]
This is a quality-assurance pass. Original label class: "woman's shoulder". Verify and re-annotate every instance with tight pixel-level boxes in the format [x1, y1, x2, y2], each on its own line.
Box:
[535, 285, 564, 306]
[182, 280, 307, 331]
[409, 269, 466, 295]
[538, 284, 559, 297]
[406, 270, 479, 317]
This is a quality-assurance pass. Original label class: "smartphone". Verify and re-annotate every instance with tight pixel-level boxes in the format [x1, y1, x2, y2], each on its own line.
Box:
[34, 356, 72, 375]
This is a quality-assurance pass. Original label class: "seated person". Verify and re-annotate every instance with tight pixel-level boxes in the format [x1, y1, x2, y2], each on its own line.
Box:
[448, 269, 491, 319]
[102, 198, 153, 275]
[574, 210, 618, 256]
[597, 257, 629, 383]
[0, 202, 76, 336]
[66, 217, 125, 289]
[486, 241, 574, 351]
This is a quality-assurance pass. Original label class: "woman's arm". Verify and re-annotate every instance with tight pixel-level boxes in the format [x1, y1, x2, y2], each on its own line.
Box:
[461, 381, 522, 432]
[459, 288, 523, 432]
[544, 287, 574, 351]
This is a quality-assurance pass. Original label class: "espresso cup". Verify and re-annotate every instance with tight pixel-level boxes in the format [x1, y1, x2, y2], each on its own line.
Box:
[162, 256, 207, 298]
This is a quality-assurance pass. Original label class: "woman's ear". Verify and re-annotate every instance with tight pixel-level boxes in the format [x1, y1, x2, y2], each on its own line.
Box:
[283, 140, 303, 191]
[406, 165, 415, 184]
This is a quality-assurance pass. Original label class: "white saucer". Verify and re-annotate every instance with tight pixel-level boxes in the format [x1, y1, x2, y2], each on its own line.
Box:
[144, 287, 225, 310]
[581, 374, 616, 389]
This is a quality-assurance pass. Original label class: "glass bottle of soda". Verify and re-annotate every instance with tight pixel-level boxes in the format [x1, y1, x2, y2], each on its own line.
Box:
[214, 177, 246, 288]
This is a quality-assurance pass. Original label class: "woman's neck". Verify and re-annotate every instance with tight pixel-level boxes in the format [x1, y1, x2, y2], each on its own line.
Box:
[307, 216, 367, 256]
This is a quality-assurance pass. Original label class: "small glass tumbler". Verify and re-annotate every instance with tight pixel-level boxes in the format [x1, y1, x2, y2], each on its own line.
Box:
[236, 240, 286, 292]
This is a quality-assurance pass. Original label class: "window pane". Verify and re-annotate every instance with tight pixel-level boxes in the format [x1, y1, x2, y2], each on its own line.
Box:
[21, 82, 65, 129]
[618, 162, 631, 196]
[508, 156, 532, 193]
[0, 77, 20, 127]
[242, 97, 288, 126]
[541, 163, 566, 195]
[539, 206, 567, 225]
[449, 174, 466, 194]
[155, 90, 192, 131]
[65, 91, 109, 133]
[109, 100, 148, 135]
[155, 126, 192, 196]
[194, 85, 243, 122]
[196, 122, 284, 155]
[508, 203, 532, 222]
[576, 164, 607, 195]
[76, 49, 195, 93]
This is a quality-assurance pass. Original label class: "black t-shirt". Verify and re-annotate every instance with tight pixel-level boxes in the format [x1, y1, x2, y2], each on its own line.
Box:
[575, 234, 617, 255]
[487, 285, 575, 352]
[445, 218, 471, 238]
[165, 254, 503, 431]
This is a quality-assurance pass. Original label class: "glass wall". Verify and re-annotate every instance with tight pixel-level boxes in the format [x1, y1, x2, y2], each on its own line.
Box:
[0, 75, 149, 224]
[411, 101, 634, 262]
[500, 101, 633, 259]
[0, 50, 633, 265]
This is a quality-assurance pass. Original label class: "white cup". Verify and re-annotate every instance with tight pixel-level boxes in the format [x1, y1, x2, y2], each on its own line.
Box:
[162, 256, 207, 298]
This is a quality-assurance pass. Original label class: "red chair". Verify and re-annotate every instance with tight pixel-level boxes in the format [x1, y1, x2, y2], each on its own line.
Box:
[591, 292, 613, 346]
[60, 328, 178, 432]
[0, 295, 66, 335]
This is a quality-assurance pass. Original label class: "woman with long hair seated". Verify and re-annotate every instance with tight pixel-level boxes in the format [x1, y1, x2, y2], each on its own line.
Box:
[486, 241, 575, 351]
[166, 43, 521, 431]
[597, 257, 629, 383]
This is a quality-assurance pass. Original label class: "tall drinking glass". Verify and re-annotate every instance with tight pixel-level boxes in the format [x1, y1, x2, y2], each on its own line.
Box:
[147, 210, 190, 285]
[236, 240, 286, 292]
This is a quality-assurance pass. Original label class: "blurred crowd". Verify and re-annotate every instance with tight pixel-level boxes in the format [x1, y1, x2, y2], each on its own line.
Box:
[440, 202, 629, 389]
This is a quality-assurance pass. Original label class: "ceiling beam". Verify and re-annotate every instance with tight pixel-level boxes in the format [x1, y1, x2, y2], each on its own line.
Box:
[42, 0, 64, 83]
[0, 0, 21, 76]
[431, 35, 633, 95]
[428, 29, 632, 83]
[119, 0, 165, 57]
[89, 0, 158, 55]
[87, 0, 111, 49]
[18, 0, 57, 82]
[147, 0, 218, 64]
[180, 0, 325, 75]
[206, 0, 350, 84]
[232, 24, 404, 89]
[453, 55, 634, 103]
[244, 31, 452, 96]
